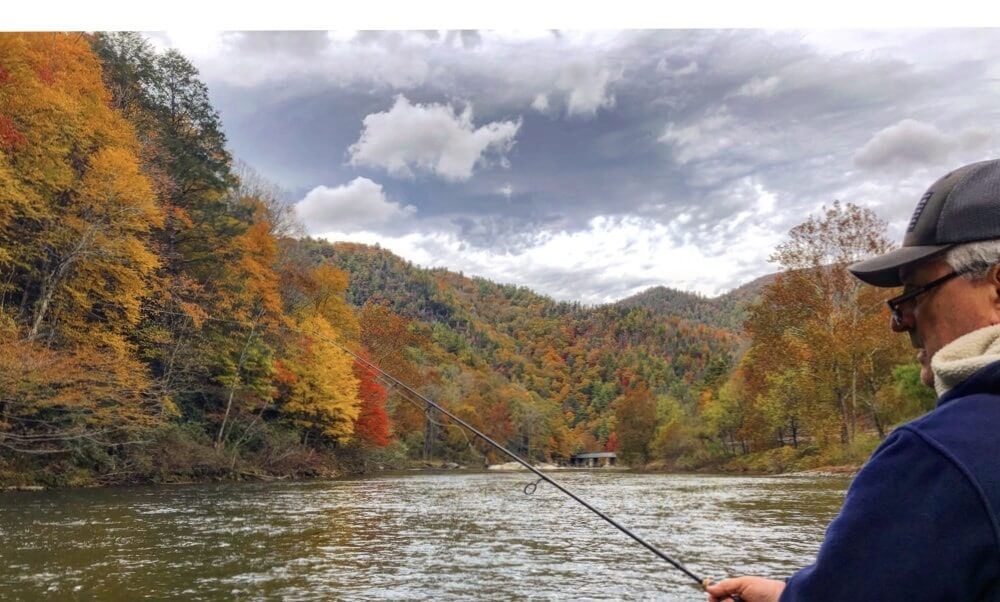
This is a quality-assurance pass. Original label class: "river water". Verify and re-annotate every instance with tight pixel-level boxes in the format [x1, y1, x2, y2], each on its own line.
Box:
[0, 471, 850, 601]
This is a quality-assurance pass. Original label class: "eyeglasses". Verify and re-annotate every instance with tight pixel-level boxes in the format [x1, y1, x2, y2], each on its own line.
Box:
[886, 270, 963, 325]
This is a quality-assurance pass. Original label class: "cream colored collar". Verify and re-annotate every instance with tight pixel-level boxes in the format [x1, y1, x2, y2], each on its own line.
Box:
[931, 324, 1000, 397]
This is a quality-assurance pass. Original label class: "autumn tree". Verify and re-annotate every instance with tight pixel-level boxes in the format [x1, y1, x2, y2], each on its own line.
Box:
[352, 363, 391, 447]
[356, 301, 431, 449]
[743, 202, 912, 445]
[0, 32, 171, 455]
[614, 383, 657, 465]
[90, 33, 298, 454]
[278, 314, 360, 442]
[271, 257, 362, 443]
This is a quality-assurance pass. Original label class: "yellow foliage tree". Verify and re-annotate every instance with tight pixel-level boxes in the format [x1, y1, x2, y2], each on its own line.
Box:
[280, 314, 361, 442]
[271, 261, 364, 442]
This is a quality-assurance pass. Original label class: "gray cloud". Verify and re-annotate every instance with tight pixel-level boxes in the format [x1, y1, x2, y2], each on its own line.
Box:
[854, 119, 996, 174]
[854, 119, 955, 169]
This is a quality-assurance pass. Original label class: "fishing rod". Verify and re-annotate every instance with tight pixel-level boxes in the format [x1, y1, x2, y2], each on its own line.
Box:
[320, 334, 722, 595]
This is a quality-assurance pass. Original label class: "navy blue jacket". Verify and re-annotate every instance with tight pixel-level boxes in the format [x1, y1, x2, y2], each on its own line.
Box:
[781, 361, 1000, 601]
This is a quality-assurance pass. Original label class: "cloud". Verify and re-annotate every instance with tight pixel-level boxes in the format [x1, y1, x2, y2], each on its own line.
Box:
[733, 75, 781, 98]
[958, 127, 993, 151]
[531, 93, 550, 113]
[658, 58, 699, 77]
[170, 30, 433, 89]
[225, 31, 330, 56]
[853, 119, 955, 169]
[294, 177, 415, 233]
[675, 61, 699, 76]
[348, 95, 522, 181]
[315, 210, 783, 303]
[558, 63, 621, 117]
[852, 119, 994, 171]
[161, 30, 636, 122]
[659, 107, 741, 166]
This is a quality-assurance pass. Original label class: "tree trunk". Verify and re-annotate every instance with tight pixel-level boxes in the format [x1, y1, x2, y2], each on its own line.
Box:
[28, 262, 69, 341]
[850, 365, 859, 442]
[27, 225, 97, 341]
[215, 322, 258, 448]
[422, 410, 435, 460]
[229, 395, 272, 473]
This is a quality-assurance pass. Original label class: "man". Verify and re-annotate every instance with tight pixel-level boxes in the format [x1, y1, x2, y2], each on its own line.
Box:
[707, 159, 1000, 602]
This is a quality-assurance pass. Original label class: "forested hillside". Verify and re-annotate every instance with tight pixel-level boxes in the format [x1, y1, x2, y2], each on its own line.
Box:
[0, 33, 392, 485]
[617, 273, 776, 331]
[311, 240, 738, 464]
[0, 32, 933, 487]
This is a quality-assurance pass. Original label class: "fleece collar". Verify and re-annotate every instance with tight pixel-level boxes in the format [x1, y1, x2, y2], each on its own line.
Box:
[931, 324, 1000, 397]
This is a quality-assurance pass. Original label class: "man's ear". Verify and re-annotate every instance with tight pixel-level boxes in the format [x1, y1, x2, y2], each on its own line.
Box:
[990, 263, 1000, 305]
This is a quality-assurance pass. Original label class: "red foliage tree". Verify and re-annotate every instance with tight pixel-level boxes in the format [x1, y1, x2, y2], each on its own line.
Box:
[352, 363, 391, 447]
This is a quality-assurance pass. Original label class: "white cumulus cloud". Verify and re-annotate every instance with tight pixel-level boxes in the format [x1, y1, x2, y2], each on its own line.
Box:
[558, 63, 621, 117]
[294, 177, 415, 233]
[348, 95, 522, 181]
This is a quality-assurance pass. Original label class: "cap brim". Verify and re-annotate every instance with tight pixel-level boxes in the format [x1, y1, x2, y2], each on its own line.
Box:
[848, 244, 953, 287]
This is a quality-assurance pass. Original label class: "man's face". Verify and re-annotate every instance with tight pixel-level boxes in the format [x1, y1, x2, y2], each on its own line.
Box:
[894, 258, 1000, 387]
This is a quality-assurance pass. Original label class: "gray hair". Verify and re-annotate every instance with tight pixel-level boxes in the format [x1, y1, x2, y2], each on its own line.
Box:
[945, 239, 1000, 279]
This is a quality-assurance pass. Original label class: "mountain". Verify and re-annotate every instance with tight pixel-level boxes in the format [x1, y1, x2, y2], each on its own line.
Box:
[616, 273, 776, 332]
[293, 239, 742, 459]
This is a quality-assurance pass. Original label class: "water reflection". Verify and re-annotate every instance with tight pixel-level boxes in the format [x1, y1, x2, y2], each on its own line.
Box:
[0, 472, 848, 600]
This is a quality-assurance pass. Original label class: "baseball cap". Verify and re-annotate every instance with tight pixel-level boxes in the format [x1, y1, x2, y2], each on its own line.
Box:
[849, 159, 1000, 287]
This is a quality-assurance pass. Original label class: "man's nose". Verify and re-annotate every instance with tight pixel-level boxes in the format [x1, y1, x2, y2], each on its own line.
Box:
[891, 312, 914, 333]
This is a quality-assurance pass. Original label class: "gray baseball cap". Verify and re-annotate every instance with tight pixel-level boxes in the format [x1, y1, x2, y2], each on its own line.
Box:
[849, 158, 1000, 287]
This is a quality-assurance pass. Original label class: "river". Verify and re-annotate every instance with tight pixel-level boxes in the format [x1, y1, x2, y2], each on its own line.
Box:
[0, 471, 850, 601]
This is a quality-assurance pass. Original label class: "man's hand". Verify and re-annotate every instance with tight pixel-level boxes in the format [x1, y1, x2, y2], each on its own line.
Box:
[705, 576, 785, 602]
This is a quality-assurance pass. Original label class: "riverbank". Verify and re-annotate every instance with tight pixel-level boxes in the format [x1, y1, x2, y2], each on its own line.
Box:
[2, 431, 875, 491]
[637, 440, 871, 477]
[2, 454, 861, 492]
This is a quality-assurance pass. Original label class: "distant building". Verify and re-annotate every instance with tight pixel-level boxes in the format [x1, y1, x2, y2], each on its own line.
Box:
[569, 452, 617, 467]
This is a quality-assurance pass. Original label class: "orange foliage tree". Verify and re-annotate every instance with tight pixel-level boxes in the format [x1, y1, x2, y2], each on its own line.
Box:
[0, 33, 168, 454]
[740, 202, 912, 447]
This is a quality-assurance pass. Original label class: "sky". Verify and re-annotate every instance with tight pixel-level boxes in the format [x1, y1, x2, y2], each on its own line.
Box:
[134, 26, 1000, 303]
